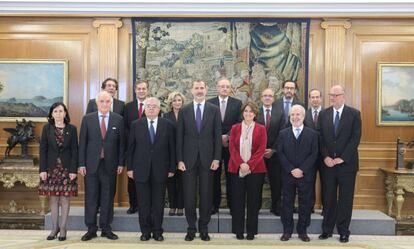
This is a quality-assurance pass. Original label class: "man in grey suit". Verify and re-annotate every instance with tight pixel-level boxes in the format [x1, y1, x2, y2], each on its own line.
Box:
[177, 80, 222, 241]
[78, 91, 125, 241]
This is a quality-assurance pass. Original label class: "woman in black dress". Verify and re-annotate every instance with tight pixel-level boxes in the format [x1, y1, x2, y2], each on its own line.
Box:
[39, 102, 78, 241]
[163, 91, 186, 216]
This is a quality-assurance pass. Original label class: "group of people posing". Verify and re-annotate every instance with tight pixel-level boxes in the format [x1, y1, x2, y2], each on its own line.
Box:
[38, 76, 361, 243]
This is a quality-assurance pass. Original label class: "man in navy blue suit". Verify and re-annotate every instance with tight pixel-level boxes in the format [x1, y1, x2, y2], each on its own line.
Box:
[277, 104, 318, 242]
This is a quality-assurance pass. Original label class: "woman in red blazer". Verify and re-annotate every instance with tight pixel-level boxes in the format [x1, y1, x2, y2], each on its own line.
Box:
[228, 101, 267, 240]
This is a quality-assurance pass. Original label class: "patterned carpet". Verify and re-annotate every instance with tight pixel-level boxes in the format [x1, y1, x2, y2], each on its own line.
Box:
[0, 230, 413, 249]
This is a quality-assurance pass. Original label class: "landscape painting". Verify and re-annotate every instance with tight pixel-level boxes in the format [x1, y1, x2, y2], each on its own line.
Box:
[377, 63, 414, 126]
[0, 60, 68, 121]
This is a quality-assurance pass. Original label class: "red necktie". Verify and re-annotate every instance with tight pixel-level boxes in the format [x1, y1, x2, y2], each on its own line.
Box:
[100, 114, 107, 158]
[138, 103, 143, 119]
[265, 108, 271, 130]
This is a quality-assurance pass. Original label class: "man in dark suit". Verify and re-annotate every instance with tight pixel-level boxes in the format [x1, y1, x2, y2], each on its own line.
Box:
[256, 88, 284, 216]
[124, 80, 149, 214]
[86, 78, 125, 116]
[277, 105, 318, 242]
[177, 80, 222, 241]
[304, 88, 324, 214]
[318, 85, 361, 243]
[273, 80, 304, 129]
[78, 91, 125, 241]
[127, 97, 176, 242]
[207, 77, 242, 214]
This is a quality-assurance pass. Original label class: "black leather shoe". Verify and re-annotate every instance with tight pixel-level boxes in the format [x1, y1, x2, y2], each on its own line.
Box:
[200, 232, 210, 241]
[46, 228, 60, 240]
[153, 234, 164, 241]
[318, 233, 332, 240]
[339, 234, 349, 243]
[246, 234, 254, 240]
[58, 236, 66, 241]
[236, 233, 244, 240]
[140, 233, 151, 241]
[81, 231, 97, 241]
[293, 207, 298, 213]
[176, 209, 184, 216]
[211, 207, 218, 215]
[101, 231, 118, 240]
[270, 209, 280, 216]
[280, 233, 291, 241]
[299, 234, 310, 242]
[127, 207, 138, 214]
[184, 232, 195, 241]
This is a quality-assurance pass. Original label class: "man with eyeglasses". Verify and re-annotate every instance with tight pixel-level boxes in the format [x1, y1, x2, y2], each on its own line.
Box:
[318, 85, 361, 243]
[274, 80, 304, 129]
[256, 88, 284, 216]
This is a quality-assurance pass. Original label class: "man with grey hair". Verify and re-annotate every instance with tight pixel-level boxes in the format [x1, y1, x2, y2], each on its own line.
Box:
[276, 104, 319, 242]
[127, 97, 176, 242]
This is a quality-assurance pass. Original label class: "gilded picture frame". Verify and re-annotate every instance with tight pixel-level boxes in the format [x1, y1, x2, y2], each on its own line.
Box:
[377, 62, 414, 126]
[0, 59, 68, 122]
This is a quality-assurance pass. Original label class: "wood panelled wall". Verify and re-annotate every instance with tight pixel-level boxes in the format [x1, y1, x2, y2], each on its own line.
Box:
[0, 17, 413, 214]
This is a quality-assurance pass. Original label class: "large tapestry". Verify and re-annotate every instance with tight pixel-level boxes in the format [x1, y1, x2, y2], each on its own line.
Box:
[133, 18, 310, 109]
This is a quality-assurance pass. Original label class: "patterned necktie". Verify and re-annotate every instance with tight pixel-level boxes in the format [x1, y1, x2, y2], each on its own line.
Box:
[284, 101, 290, 124]
[334, 111, 340, 136]
[196, 103, 202, 133]
[295, 128, 301, 139]
[220, 100, 226, 122]
[313, 110, 319, 126]
[100, 114, 106, 158]
[138, 102, 144, 119]
[149, 120, 155, 144]
[265, 108, 271, 130]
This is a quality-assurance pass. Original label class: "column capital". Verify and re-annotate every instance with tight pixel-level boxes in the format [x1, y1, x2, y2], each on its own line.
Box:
[92, 18, 123, 29]
[321, 19, 351, 30]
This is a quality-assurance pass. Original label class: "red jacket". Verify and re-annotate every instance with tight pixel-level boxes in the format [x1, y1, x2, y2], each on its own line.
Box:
[228, 122, 267, 174]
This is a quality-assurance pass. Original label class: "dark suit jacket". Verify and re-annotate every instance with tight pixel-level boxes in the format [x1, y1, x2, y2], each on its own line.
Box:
[124, 99, 147, 132]
[86, 98, 125, 116]
[319, 105, 362, 172]
[176, 101, 222, 169]
[228, 122, 267, 174]
[256, 105, 284, 150]
[304, 108, 323, 130]
[163, 111, 177, 128]
[79, 112, 125, 174]
[39, 123, 78, 174]
[276, 126, 319, 181]
[207, 96, 242, 135]
[127, 117, 176, 183]
[273, 97, 304, 129]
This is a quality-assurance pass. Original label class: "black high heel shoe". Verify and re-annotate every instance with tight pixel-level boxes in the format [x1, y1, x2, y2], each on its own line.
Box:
[46, 228, 60, 240]
[58, 229, 66, 241]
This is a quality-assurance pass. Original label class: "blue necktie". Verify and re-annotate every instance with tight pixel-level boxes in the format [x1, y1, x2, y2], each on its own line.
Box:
[196, 103, 202, 133]
[149, 120, 155, 144]
[284, 101, 290, 124]
[295, 128, 301, 139]
[334, 111, 340, 136]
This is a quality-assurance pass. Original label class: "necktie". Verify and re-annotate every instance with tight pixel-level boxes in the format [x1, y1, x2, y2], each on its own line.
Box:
[265, 108, 271, 130]
[284, 101, 290, 124]
[313, 110, 319, 126]
[295, 128, 301, 139]
[220, 100, 226, 122]
[138, 102, 144, 119]
[100, 114, 106, 158]
[196, 103, 202, 133]
[149, 120, 155, 144]
[334, 111, 340, 136]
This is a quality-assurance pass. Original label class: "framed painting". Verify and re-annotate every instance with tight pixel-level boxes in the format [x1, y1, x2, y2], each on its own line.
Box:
[0, 59, 68, 122]
[377, 62, 414, 126]
[132, 18, 310, 111]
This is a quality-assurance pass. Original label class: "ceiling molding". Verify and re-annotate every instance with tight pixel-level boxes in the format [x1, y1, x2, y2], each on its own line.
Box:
[1, 1, 414, 18]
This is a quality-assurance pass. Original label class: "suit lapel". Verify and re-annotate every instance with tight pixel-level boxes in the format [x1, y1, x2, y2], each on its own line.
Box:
[257, 107, 265, 124]
[336, 106, 347, 137]
[201, 103, 210, 131]
[326, 107, 335, 138]
[223, 97, 232, 123]
[153, 118, 164, 145]
[104, 113, 113, 141]
[93, 114, 102, 141]
[61, 126, 70, 148]
[49, 125, 58, 150]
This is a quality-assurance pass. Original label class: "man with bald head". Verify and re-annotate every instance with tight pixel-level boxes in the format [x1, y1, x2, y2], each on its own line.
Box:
[277, 105, 318, 242]
[318, 85, 361, 243]
[78, 91, 125, 241]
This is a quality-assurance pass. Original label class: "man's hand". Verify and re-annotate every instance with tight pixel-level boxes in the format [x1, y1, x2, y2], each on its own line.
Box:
[324, 157, 335, 167]
[117, 166, 124, 175]
[333, 158, 344, 165]
[210, 160, 220, 171]
[69, 173, 77, 181]
[263, 148, 274, 159]
[168, 172, 175, 178]
[78, 167, 86, 176]
[291, 168, 304, 178]
[178, 161, 186, 171]
[127, 170, 133, 179]
[222, 135, 229, 147]
[39, 172, 47, 181]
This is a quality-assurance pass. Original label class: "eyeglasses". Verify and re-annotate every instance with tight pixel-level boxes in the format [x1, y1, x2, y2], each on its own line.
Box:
[262, 95, 274, 98]
[328, 93, 344, 98]
[146, 104, 159, 109]
[284, 87, 296, 91]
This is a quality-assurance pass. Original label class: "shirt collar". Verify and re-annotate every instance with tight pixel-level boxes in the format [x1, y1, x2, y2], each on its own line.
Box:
[98, 111, 110, 117]
[312, 106, 322, 113]
[193, 100, 206, 106]
[334, 104, 345, 114]
[147, 117, 158, 124]
[292, 124, 304, 132]
[263, 105, 272, 112]
[219, 96, 229, 102]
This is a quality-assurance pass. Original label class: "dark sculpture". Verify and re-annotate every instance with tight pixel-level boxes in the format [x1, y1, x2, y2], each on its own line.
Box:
[3, 119, 35, 158]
